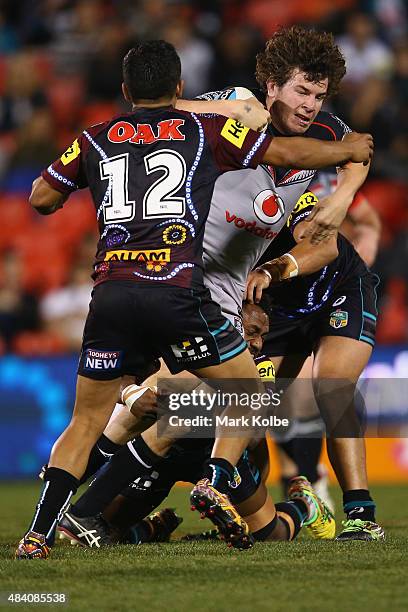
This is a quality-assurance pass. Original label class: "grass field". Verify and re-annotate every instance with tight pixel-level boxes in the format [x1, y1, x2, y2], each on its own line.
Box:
[1, 482, 407, 612]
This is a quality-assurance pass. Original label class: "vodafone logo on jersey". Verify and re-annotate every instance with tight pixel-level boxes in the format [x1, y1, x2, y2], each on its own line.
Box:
[253, 190, 284, 225]
[225, 211, 277, 239]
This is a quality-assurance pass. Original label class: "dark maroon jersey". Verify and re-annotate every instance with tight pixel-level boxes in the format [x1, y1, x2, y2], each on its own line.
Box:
[42, 107, 271, 288]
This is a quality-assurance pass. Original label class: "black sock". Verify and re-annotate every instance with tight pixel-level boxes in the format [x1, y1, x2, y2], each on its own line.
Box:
[343, 489, 376, 522]
[281, 476, 292, 498]
[80, 434, 123, 484]
[293, 437, 322, 485]
[253, 515, 278, 541]
[201, 458, 235, 494]
[275, 500, 306, 540]
[28, 467, 79, 545]
[71, 437, 163, 518]
[278, 436, 322, 490]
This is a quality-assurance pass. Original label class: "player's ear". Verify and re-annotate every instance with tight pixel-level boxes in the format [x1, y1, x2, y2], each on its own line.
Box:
[266, 79, 278, 101]
[122, 82, 131, 102]
[175, 79, 184, 98]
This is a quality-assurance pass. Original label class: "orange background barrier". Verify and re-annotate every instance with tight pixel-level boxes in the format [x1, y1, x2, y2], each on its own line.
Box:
[266, 437, 408, 484]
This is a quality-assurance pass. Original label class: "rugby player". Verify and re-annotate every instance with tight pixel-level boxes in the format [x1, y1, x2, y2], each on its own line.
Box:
[58, 301, 333, 547]
[246, 189, 384, 541]
[16, 40, 370, 559]
[268, 175, 381, 514]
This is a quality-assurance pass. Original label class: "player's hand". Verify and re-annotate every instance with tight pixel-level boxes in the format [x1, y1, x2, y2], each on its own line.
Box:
[245, 269, 271, 303]
[303, 195, 344, 244]
[122, 384, 158, 419]
[235, 98, 271, 132]
[343, 132, 374, 165]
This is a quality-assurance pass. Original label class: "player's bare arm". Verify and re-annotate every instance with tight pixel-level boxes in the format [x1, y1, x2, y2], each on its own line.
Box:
[345, 196, 381, 266]
[176, 97, 271, 132]
[305, 145, 371, 243]
[29, 176, 68, 215]
[245, 228, 339, 303]
[261, 131, 373, 170]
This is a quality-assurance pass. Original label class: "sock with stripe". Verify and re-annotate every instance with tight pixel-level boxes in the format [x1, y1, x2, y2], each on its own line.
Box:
[343, 489, 376, 522]
[71, 436, 162, 518]
[275, 500, 308, 540]
[80, 434, 123, 484]
[201, 458, 235, 494]
[253, 515, 278, 541]
[28, 467, 79, 545]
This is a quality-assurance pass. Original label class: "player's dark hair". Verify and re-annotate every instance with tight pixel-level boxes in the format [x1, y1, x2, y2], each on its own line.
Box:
[243, 295, 272, 316]
[255, 26, 346, 97]
[258, 293, 272, 314]
[123, 40, 181, 101]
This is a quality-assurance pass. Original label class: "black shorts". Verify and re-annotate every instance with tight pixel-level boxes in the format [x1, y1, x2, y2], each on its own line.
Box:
[78, 281, 247, 379]
[263, 272, 380, 357]
[122, 440, 262, 507]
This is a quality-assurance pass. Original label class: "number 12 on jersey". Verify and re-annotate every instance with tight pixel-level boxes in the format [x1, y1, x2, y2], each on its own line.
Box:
[100, 150, 186, 224]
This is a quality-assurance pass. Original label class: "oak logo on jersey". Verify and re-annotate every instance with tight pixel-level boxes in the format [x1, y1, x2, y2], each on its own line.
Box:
[171, 337, 211, 362]
[256, 359, 276, 382]
[61, 139, 80, 166]
[107, 119, 185, 145]
[221, 119, 250, 149]
[105, 248, 170, 272]
[162, 224, 187, 245]
[253, 190, 284, 225]
[329, 309, 348, 329]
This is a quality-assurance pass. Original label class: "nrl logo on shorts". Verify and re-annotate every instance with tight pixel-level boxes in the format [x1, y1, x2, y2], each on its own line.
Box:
[171, 337, 211, 361]
[329, 309, 348, 329]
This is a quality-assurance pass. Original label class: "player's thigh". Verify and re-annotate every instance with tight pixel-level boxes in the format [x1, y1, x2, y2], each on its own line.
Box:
[313, 335, 372, 382]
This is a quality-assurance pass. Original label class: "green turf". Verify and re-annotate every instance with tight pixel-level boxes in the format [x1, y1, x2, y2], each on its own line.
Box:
[1, 482, 407, 612]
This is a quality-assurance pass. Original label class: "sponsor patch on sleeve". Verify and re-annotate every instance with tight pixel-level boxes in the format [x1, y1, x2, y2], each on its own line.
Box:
[256, 359, 276, 382]
[61, 139, 81, 166]
[221, 119, 250, 149]
[82, 349, 123, 371]
[287, 191, 319, 227]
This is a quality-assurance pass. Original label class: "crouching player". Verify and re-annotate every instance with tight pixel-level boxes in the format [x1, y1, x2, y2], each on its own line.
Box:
[57, 301, 335, 546]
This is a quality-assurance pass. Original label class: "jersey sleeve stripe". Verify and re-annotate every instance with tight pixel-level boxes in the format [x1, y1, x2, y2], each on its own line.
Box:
[242, 132, 267, 167]
[46, 164, 77, 189]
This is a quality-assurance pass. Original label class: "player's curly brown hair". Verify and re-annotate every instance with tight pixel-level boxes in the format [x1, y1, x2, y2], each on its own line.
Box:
[255, 26, 346, 97]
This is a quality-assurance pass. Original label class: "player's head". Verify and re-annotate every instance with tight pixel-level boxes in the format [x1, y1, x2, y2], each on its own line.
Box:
[242, 300, 269, 356]
[256, 26, 346, 135]
[122, 40, 183, 105]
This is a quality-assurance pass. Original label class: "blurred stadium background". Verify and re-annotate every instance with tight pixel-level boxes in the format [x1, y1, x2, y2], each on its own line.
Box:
[0, 0, 407, 483]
